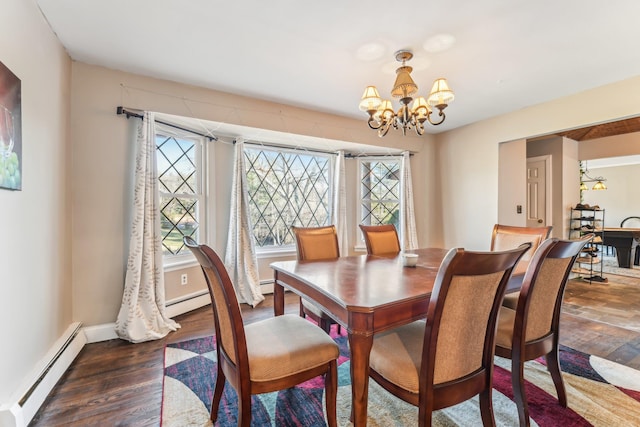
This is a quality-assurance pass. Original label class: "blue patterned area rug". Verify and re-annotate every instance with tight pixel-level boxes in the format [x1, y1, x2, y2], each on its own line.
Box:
[162, 328, 640, 426]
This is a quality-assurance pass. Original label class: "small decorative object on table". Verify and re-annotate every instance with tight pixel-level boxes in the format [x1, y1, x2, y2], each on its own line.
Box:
[402, 253, 418, 267]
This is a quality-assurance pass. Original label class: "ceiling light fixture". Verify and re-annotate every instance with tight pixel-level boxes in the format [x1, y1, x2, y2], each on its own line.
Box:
[359, 50, 454, 137]
[580, 161, 607, 191]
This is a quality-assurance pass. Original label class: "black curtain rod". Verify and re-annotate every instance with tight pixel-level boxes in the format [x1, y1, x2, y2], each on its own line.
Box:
[241, 141, 408, 158]
[116, 106, 218, 141]
[116, 106, 411, 157]
[242, 140, 339, 156]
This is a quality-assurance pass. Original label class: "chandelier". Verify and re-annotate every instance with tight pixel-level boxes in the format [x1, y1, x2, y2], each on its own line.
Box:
[580, 161, 607, 191]
[358, 50, 454, 137]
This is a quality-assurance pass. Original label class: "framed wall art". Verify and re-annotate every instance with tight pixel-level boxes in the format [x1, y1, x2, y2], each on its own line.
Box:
[0, 60, 22, 191]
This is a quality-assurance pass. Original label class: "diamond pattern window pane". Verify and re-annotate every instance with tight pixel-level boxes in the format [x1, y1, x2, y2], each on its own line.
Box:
[360, 160, 401, 230]
[157, 135, 197, 195]
[156, 134, 201, 256]
[245, 147, 331, 248]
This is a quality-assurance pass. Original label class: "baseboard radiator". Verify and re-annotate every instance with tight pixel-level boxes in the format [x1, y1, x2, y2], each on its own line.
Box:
[0, 281, 277, 426]
[0, 322, 86, 427]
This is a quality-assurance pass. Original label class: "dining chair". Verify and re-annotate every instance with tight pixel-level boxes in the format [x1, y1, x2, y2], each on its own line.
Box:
[494, 234, 592, 427]
[621, 216, 640, 265]
[291, 225, 341, 334]
[491, 224, 552, 275]
[183, 236, 339, 427]
[491, 224, 552, 308]
[368, 243, 531, 427]
[359, 224, 401, 255]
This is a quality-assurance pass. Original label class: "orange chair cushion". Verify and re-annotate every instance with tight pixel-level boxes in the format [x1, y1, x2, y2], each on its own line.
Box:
[368, 230, 401, 255]
[297, 234, 339, 260]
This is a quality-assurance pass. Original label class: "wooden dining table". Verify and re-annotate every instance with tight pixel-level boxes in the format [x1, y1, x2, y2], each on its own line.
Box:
[270, 247, 450, 427]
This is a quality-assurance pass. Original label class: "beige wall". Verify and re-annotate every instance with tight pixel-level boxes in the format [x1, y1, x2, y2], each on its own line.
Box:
[435, 76, 640, 250]
[498, 139, 526, 226]
[580, 131, 640, 160]
[0, 0, 71, 404]
[561, 139, 581, 239]
[582, 163, 640, 227]
[70, 62, 437, 325]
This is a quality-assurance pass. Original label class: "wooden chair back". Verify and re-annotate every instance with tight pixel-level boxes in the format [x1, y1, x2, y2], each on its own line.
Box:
[183, 236, 248, 376]
[491, 224, 552, 275]
[291, 225, 340, 260]
[420, 244, 531, 411]
[367, 244, 531, 426]
[504, 234, 592, 349]
[359, 224, 401, 255]
[291, 225, 341, 334]
[495, 234, 592, 427]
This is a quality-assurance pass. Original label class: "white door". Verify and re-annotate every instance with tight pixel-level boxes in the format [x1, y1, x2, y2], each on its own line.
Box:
[527, 158, 547, 227]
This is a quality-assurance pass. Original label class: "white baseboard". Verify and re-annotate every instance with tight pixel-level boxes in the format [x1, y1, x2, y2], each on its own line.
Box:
[82, 323, 119, 343]
[165, 291, 211, 318]
[260, 280, 274, 294]
[82, 292, 213, 344]
[0, 323, 86, 427]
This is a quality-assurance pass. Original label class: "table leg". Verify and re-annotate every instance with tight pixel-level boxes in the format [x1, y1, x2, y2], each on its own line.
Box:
[348, 332, 373, 427]
[273, 272, 284, 316]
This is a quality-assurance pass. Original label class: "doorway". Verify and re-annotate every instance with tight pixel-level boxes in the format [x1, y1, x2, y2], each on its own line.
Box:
[526, 155, 551, 228]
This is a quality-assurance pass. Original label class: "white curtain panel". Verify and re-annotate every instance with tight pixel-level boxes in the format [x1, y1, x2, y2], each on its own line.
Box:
[116, 112, 180, 343]
[333, 150, 348, 255]
[224, 139, 265, 307]
[402, 151, 419, 250]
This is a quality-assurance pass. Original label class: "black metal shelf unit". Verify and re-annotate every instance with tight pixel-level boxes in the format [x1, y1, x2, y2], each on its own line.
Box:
[569, 207, 608, 283]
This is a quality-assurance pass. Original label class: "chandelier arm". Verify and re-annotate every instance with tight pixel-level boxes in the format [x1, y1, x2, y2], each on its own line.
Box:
[426, 110, 446, 126]
[582, 170, 606, 182]
[378, 119, 394, 137]
[367, 116, 384, 130]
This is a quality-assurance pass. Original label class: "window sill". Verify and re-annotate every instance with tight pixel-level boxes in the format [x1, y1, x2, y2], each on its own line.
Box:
[353, 244, 367, 253]
[256, 247, 297, 259]
[164, 254, 198, 272]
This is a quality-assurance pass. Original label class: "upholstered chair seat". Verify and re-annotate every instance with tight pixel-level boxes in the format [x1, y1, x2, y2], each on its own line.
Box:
[245, 315, 339, 382]
[370, 321, 425, 393]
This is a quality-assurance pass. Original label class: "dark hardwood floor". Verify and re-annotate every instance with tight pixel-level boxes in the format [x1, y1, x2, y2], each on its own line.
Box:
[29, 277, 640, 426]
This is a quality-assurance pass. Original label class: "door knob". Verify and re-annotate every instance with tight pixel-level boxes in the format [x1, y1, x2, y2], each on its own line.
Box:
[537, 219, 543, 223]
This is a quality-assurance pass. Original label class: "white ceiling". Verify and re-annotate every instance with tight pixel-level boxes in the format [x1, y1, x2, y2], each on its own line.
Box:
[36, 0, 640, 134]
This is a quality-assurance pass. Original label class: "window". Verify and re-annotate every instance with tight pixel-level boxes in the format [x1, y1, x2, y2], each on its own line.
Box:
[359, 158, 401, 232]
[156, 132, 205, 258]
[244, 146, 332, 249]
